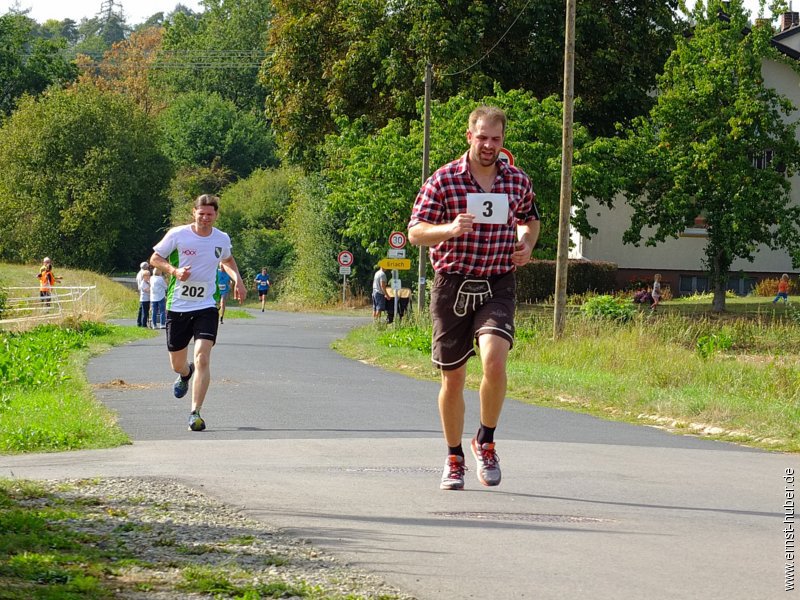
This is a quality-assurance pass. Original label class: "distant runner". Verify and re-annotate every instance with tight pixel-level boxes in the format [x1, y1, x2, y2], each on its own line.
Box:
[254, 267, 271, 312]
[216, 264, 231, 324]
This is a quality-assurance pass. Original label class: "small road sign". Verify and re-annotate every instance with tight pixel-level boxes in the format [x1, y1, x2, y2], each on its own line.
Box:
[498, 147, 514, 165]
[338, 266, 351, 275]
[337, 251, 354, 267]
[387, 248, 406, 258]
[379, 258, 411, 270]
[389, 231, 407, 249]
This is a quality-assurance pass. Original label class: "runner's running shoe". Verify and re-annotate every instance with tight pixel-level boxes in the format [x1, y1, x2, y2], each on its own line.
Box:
[188, 410, 206, 431]
[471, 438, 501, 486]
[173, 362, 194, 399]
[440, 454, 466, 490]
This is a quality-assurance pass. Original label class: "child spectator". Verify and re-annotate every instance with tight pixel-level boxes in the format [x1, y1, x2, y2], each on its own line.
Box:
[773, 274, 790, 304]
[651, 274, 663, 310]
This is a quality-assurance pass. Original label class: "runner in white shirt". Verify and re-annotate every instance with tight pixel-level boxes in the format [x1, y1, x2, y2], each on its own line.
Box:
[149, 194, 247, 431]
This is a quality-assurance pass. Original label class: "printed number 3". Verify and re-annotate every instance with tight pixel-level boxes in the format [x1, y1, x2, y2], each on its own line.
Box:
[482, 200, 494, 218]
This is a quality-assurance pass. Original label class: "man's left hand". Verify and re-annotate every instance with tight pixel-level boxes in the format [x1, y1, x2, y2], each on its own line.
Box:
[511, 239, 534, 267]
[234, 280, 247, 303]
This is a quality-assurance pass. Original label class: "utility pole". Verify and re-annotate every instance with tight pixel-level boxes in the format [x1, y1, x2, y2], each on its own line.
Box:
[553, 0, 576, 338]
[417, 62, 432, 314]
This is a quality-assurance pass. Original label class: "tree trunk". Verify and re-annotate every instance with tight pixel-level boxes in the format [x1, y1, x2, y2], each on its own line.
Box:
[710, 253, 727, 313]
[712, 281, 726, 313]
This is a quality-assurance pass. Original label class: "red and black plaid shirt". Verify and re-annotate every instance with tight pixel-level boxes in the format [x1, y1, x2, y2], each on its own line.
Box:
[409, 152, 539, 276]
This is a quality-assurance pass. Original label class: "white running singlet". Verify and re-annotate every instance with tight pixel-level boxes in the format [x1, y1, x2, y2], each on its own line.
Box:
[153, 224, 232, 312]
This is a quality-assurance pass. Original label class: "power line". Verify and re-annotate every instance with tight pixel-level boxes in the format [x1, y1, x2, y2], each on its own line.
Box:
[442, 0, 534, 77]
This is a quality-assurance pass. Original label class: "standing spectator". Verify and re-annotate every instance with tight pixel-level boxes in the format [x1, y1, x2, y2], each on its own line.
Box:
[386, 285, 411, 324]
[651, 273, 663, 311]
[408, 105, 540, 491]
[149, 194, 247, 432]
[150, 268, 167, 329]
[216, 263, 232, 323]
[137, 269, 151, 327]
[372, 265, 388, 320]
[37, 257, 62, 307]
[136, 261, 150, 290]
[773, 273, 790, 304]
[254, 267, 271, 312]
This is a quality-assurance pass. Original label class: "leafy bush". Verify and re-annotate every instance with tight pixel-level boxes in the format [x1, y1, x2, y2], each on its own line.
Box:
[517, 259, 617, 302]
[696, 330, 734, 359]
[579, 294, 636, 322]
[0, 322, 113, 389]
[754, 277, 798, 297]
[376, 324, 432, 353]
[0, 84, 172, 271]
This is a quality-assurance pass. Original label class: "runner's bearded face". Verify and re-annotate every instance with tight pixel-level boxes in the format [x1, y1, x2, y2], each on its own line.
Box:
[467, 118, 504, 168]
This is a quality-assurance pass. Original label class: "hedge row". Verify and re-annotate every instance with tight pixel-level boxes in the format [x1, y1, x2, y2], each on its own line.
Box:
[516, 259, 617, 302]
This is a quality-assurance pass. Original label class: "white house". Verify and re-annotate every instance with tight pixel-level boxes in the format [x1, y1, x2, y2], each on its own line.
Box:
[570, 11, 800, 296]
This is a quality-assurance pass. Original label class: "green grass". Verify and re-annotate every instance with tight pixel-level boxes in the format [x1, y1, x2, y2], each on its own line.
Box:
[334, 308, 800, 452]
[0, 480, 120, 599]
[220, 307, 255, 320]
[0, 321, 153, 454]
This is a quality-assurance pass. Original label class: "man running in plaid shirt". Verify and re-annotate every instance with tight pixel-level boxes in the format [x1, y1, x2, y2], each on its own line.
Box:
[408, 105, 540, 490]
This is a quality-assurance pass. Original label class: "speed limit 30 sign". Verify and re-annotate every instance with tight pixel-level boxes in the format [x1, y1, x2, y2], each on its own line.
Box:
[389, 231, 407, 249]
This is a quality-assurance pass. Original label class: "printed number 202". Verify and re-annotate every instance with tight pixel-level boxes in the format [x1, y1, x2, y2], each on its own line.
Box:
[181, 285, 205, 298]
[482, 201, 494, 218]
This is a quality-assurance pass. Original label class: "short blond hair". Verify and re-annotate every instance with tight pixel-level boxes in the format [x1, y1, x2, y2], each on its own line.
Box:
[469, 105, 507, 134]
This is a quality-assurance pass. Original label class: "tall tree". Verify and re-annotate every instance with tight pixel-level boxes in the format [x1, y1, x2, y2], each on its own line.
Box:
[263, 0, 681, 168]
[614, 0, 800, 311]
[156, 0, 271, 113]
[71, 5, 129, 59]
[0, 84, 172, 271]
[76, 26, 166, 116]
[262, 0, 337, 167]
[0, 13, 78, 116]
[158, 91, 278, 179]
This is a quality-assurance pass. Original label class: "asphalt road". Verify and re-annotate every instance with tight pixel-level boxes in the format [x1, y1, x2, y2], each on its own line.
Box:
[2, 310, 797, 599]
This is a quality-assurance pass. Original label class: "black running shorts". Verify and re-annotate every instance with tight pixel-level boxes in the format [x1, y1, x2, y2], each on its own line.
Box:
[166, 306, 219, 352]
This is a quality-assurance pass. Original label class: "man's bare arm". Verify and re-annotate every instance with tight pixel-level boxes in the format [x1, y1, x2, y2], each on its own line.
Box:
[408, 213, 476, 246]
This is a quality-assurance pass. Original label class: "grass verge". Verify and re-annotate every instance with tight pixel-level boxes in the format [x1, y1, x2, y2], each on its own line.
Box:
[0, 320, 154, 454]
[0, 478, 410, 600]
[334, 309, 800, 452]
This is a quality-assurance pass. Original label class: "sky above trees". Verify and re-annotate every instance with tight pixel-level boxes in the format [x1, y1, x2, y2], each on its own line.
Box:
[1, 0, 202, 25]
[0, 0, 782, 27]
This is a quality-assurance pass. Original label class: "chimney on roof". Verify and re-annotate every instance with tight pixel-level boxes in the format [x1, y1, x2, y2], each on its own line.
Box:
[782, 11, 800, 31]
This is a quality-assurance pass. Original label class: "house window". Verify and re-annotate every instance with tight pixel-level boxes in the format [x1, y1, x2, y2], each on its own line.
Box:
[679, 275, 710, 295]
[679, 275, 755, 296]
[752, 149, 774, 170]
[682, 215, 708, 237]
[727, 276, 756, 296]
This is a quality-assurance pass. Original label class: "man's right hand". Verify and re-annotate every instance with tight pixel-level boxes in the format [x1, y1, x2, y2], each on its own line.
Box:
[174, 265, 191, 281]
[450, 212, 475, 238]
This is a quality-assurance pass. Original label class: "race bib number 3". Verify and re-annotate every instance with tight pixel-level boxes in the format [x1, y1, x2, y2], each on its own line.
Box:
[175, 281, 213, 302]
[467, 193, 510, 224]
